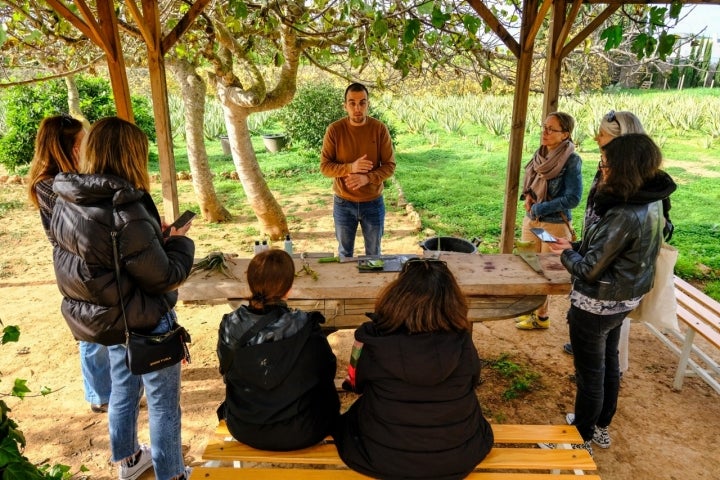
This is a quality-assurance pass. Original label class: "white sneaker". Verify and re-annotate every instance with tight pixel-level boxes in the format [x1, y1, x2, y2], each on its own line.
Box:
[566, 412, 575, 425]
[118, 444, 153, 480]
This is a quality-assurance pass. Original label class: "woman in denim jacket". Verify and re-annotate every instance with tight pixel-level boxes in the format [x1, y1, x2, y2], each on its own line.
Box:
[516, 112, 583, 330]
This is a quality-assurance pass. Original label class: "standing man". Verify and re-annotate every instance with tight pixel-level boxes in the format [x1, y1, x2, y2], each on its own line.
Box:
[321, 83, 396, 258]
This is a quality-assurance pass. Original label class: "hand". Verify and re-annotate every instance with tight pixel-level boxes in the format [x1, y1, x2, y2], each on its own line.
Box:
[167, 220, 192, 238]
[524, 196, 534, 213]
[548, 237, 571, 254]
[345, 174, 369, 190]
[351, 154, 373, 173]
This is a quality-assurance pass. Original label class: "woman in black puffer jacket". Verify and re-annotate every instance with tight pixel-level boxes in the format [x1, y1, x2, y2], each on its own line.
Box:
[51, 117, 195, 480]
[333, 258, 494, 480]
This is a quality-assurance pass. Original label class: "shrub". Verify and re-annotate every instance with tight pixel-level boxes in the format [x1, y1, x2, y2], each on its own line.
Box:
[281, 83, 345, 149]
[0, 76, 156, 172]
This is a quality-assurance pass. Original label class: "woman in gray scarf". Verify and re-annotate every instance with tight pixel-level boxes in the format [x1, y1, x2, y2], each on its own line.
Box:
[516, 112, 583, 330]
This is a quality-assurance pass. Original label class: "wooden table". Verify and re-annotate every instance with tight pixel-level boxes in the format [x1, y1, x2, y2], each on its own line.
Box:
[179, 253, 571, 328]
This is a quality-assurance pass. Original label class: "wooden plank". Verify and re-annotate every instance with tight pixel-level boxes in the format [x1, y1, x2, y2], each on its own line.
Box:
[676, 305, 720, 350]
[189, 467, 601, 480]
[479, 448, 595, 471]
[179, 254, 570, 302]
[214, 422, 583, 445]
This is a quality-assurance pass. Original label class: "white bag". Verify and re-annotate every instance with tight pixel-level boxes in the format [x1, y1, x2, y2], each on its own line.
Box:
[629, 243, 679, 332]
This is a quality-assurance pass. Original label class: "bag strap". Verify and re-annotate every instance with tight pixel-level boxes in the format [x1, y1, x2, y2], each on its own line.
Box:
[559, 211, 577, 237]
[111, 231, 131, 342]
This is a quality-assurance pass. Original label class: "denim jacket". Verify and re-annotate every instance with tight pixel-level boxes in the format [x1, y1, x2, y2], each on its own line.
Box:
[527, 152, 583, 223]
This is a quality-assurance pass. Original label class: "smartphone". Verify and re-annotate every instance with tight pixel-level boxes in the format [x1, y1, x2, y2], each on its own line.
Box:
[530, 227, 557, 243]
[163, 210, 196, 237]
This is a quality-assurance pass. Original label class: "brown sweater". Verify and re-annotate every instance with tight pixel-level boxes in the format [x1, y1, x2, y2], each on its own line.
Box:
[320, 117, 396, 202]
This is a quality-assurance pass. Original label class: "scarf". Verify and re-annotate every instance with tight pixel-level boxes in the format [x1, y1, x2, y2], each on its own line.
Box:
[522, 139, 575, 203]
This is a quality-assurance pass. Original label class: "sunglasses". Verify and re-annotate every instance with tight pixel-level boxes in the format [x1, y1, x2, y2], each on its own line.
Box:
[605, 110, 618, 125]
[401, 258, 447, 273]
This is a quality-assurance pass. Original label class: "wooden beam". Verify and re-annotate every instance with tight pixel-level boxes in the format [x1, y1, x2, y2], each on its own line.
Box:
[96, 0, 134, 121]
[467, 0, 520, 58]
[561, 4, 620, 58]
[140, 0, 179, 220]
[44, 0, 106, 51]
[554, 0, 582, 58]
[524, 0, 553, 51]
[543, 0, 567, 117]
[501, 0, 539, 253]
[162, 0, 213, 55]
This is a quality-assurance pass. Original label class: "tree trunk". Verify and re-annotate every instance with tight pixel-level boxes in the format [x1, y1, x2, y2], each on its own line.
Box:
[64, 75, 90, 129]
[168, 59, 231, 222]
[220, 99, 288, 240]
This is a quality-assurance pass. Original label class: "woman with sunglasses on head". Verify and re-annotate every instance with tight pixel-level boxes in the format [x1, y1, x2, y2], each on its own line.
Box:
[27, 115, 112, 415]
[516, 112, 583, 330]
[333, 258, 493, 480]
[548, 134, 676, 455]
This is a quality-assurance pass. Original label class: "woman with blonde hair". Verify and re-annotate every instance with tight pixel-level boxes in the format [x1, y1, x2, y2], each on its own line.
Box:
[50, 117, 195, 480]
[27, 114, 112, 414]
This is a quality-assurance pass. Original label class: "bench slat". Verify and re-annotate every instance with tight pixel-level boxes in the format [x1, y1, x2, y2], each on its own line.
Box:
[674, 276, 720, 317]
[677, 305, 720, 350]
[214, 421, 583, 445]
[189, 467, 602, 480]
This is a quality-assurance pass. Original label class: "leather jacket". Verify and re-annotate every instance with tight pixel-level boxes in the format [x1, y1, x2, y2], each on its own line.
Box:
[561, 171, 676, 301]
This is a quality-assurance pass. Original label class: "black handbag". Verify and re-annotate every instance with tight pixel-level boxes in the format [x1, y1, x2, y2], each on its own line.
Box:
[112, 231, 191, 375]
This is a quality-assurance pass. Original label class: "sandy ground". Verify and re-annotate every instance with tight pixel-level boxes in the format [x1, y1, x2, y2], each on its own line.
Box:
[1, 177, 718, 479]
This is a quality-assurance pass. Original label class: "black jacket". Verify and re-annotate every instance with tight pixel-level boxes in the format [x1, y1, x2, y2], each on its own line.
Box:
[50, 173, 194, 345]
[562, 171, 676, 301]
[217, 304, 340, 451]
[333, 321, 493, 480]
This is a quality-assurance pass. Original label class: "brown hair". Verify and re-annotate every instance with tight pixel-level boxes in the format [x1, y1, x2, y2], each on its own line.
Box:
[27, 115, 84, 208]
[547, 111, 575, 136]
[81, 117, 150, 191]
[599, 133, 662, 201]
[247, 250, 296, 310]
[344, 82, 369, 101]
[373, 259, 470, 334]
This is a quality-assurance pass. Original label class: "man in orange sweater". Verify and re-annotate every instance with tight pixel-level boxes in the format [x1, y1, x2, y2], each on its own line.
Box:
[320, 83, 396, 258]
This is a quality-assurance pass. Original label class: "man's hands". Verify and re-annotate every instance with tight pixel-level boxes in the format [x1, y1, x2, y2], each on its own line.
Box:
[548, 237, 572, 254]
[344, 154, 373, 190]
[351, 154, 373, 173]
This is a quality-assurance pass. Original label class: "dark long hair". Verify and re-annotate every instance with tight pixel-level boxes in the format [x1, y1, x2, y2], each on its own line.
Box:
[246, 250, 295, 310]
[28, 115, 83, 208]
[373, 259, 470, 334]
[599, 133, 662, 201]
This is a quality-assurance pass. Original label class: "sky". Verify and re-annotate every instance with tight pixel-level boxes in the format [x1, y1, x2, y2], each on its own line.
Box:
[670, 5, 720, 36]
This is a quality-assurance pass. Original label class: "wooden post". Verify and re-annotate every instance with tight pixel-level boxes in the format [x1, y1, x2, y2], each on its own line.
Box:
[500, 0, 540, 254]
[141, 0, 179, 221]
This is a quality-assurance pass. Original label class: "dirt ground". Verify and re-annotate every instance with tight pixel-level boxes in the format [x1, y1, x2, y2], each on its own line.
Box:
[1, 176, 718, 480]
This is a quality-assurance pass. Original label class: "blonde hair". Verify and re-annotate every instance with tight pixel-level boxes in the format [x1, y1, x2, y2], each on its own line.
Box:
[598, 111, 645, 138]
[81, 117, 150, 191]
[28, 115, 83, 208]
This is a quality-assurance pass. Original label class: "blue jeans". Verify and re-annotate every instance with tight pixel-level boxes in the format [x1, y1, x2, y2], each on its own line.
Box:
[333, 195, 385, 257]
[568, 305, 626, 441]
[108, 312, 184, 480]
[79, 341, 111, 405]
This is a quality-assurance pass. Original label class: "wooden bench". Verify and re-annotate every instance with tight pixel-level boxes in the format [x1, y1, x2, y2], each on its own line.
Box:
[671, 276, 720, 393]
[189, 421, 599, 479]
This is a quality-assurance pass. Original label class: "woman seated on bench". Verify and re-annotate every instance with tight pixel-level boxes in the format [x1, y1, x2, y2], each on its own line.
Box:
[334, 258, 494, 480]
[216, 249, 340, 450]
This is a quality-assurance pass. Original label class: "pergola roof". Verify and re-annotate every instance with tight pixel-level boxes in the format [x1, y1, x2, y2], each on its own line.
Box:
[46, 0, 720, 252]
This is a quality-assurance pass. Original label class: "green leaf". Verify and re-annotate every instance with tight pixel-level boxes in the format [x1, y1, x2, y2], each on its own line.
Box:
[649, 7, 667, 28]
[658, 32, 677, 60]
[417, 1, 435, 16]
[669, 1, 683, 19]
[631, 32, 649, 58]
[462, 14, 481, 36]
[430, 6, 451, 29]
[403, 19, 421, 45]
[599, 25, 623, 50]
[2, 325, 20, 344]
[11, 379, 30, 399]
[481, 76, 492, 91]
[372, 17, 388, 37]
